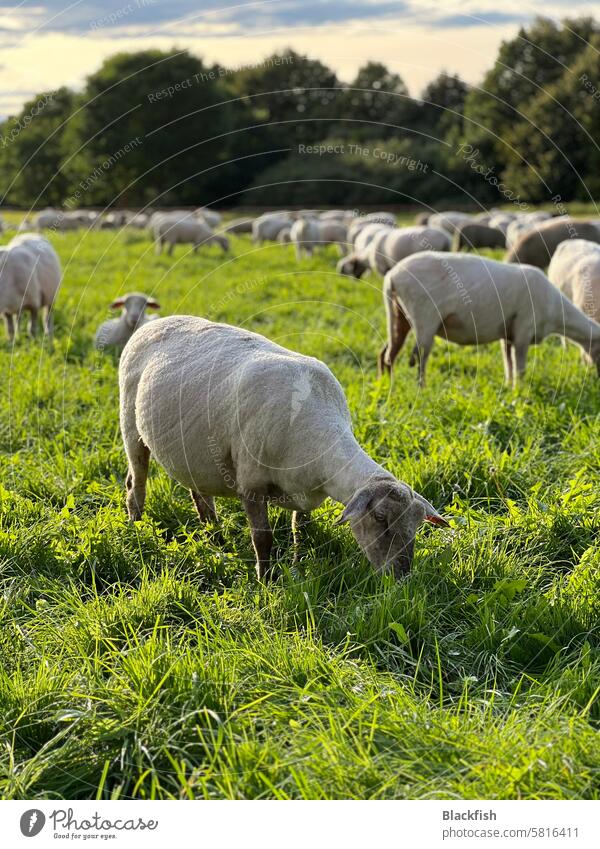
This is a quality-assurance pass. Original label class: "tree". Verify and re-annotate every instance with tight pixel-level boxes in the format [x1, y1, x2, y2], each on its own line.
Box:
[231, 48, 339, 148]
[462, 16, 600, 164]
[336, 62, 414, 140]
[62, 49, 238, 207]
[419, 73, 469, 137]
[0, 88, 75, 207]
[502, 35, 600, 202]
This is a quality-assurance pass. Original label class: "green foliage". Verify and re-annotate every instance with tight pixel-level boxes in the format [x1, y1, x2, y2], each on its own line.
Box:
[61, 50, 238, 206]
[0, 222, 599, 799]
[0, 88, 75, 207]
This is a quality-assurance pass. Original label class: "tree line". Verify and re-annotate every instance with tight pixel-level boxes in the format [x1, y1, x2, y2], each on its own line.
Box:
[1, 15, 598, 210]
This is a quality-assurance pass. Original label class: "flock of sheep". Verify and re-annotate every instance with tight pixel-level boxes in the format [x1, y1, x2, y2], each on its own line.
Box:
[1, 203, 600, 581]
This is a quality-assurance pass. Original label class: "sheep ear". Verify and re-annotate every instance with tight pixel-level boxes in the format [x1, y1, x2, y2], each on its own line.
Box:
[414, 493, 449, 527]
[146, 299, 160, 309]
[334, 490, 372, 525]
[109, 298, 125, 309]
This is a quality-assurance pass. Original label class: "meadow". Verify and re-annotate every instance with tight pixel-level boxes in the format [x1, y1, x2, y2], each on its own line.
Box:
[0, 216, 599, 800]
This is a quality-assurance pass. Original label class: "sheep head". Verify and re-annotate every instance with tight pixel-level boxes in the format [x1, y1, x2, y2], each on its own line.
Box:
[336, 479, 447, 577]
[110, 293, 160, 329]
[336, 253, 369, 278]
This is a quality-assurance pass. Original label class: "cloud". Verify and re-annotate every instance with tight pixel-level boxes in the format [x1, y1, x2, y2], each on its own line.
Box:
[0, 0, 536, 39]
[430, 11, 530, 28]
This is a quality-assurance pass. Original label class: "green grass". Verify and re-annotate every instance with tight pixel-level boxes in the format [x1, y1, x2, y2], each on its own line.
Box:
[1, 220, 599, 800]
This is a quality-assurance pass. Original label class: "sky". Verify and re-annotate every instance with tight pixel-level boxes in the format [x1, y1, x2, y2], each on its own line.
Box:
[0, 0, 597, 117]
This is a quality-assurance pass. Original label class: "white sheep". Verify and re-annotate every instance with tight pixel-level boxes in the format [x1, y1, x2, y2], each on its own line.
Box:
[487, 213, 517, 235]
[347, 213, 395, 244]
[223, 217, 254, 234]
[153, 213, 229, 256]
[505, 212, 555, 248]
[378, 251, 600, 387]
[365, 226, 451, 276]
[337, 224, 392, 277]
[34, 209, 80, 231]
[196, 208, 222, 228]
[95, 293, 160, 353]
[427, 212, 472, 234]
[548, 239, 600, 323]
[0, 234, 62, 339]
[290, 218, 348, 260]
[252, 213, 293, 243]
[119, 316, 447, 580]
[277, 226, 292, 244]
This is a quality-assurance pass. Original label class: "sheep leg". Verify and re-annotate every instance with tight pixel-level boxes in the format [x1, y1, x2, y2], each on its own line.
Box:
[125, 441, 150, 521]
[511, 343, 529, 388]
[167, 243, 175, 257]
[501, 339, 513, 385]
[28, 308, 38, 337]
[292, 510, 310, 564]
[3, 313, 15, 342]
[241, 495, 273, 581]
[413, 333, 435, 387]
[190, 490, 217, 523]
[155, 239, 162, 255]
[379, 296, 411, 376]
[43, 306, 54, 338]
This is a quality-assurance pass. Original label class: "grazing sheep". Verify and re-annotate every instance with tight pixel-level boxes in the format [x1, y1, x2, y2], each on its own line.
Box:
[548, 240, 600, 323]
[319, 210, 354, 222]
[154, 213, 229, 256]
[452, 222, 506, 251]
[252, 213, 293, 243]
[0, 234, 62, 340]
[427, 212, 472, 235]
[487, 214, 516, 234]
[223, 217, 254, 234]
[369, 226, 451, 276]
[95, 293, 160, 353]
[337, 224, 392, 277]
[505, 212, 555, 248]
[126, 213, 150, 229]
[378, 251, 600, 387]
[119, 316, 447, 579]
[347, 217, 393, 245]
[34, 208, 80, 231]
[277, 226, 292, 244]
[290, 218, 348, 260]
[196, 208, 222, 228]
[505, 219, 600, 268]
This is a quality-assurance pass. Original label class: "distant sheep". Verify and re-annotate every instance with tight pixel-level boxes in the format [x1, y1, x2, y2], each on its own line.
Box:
[0, 234, 62, 339]
[277, 226, 292, 244]
[548, 239, 600, 323]
[427, 212, 472, 234]
[505, 219, 600, 268]
[34, 209, 80, 231]
[119, 315, 447, 580]
[337, 224, 392, 277]
[252, 213, 293, 243]
[290, 218, 348, 260]
[154, 213, 229, 256]
[378, 251, 600, 386]
[196, 208, 222, 228]
[95, 293, 160, 353]
[452, 222, 506, 251]
[223, 217, 254, 234]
